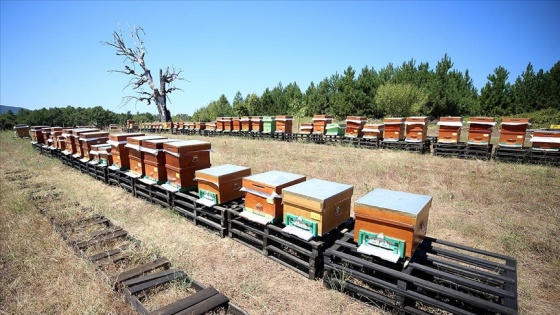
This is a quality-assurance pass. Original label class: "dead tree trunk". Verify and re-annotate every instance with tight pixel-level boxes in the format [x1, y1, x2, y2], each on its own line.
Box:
[104, 25, 183, 122]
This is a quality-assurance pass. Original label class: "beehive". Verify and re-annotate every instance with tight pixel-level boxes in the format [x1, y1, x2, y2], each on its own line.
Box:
[80, 131, 109, 159]
[467, 117, 496, 146]
[206, 122, 217, 131]
[41, 128, 52, 146]
[13, 124, 29, 138]
[312, 115, 334, 134]
[282, 179, 353, 240]
[362, 124, 384, 140]
[240, 117, 252, 131]
[141, 138, 182, 184]
[90, 144, 112, 164]
[57, 135, 67, 150]
[275, 115, 293, 133]
[263, 116, 276, 133]
[240, 171, 306, 225]
[194, 122, 206, 130]
[223, 117, 233, 132]
[499, 118, 530, 147]
[186, 122, 195, 130]
[126, 120, 135, 129]
[232, 117, 241, 131]
[30, 126, 50, 144]
[215, 117, 224, 132]
[354, 188, 432, 263]
[107, 133, 145, 169]
[530, 130, 560, 151]
[251, 116, 263, 132]
[325, 124, 346, 136]
[437, 117, 463, 143]
[163, 140, 211, 169]
[49, 127, 63, 148]
[300, 123, 313, 134]
[383, 118, 405, 141]
[72, 128, 100, 157]
[345, 116, 367, 138]
[404, 117, 429, 142]
[195, 164, 252, 206]
[126, 135, 166, 176]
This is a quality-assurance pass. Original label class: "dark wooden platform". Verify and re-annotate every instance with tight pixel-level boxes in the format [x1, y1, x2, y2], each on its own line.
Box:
[134, 178, 174, 208]
[380, 139, 431, 154]
[324, 231, 518, 315]
[107, 167, 135, 194]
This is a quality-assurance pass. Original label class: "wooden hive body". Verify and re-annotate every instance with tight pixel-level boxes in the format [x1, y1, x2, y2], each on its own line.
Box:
[362, 124, 384, 139]
[91, 144, 112, 164]
[215, 117, 224, 131]
[186, 122, 195, 130]
[141, 139, 182, 183]
[41, 128, 52, 145]
[282, 179, 353, 240]
[72, 129, 100, 156]
[126, 136, 166, 176]
[326, 123, 346, 136]
[241, 171, 306, 224]
[195, 164, 252, 206]
[275, 115, 293, 133]
[13, 124, 29, 137]
[240, 117, 252, 131]
[530, 130, 560, 151]
[165, 163, 211, 191]
[499, 118, 530, 147]
[345, 116, 367, 137]
[30, 126, 49, 143]
[312, 115, 334, 134]
[383, 118, 405, 141]
[405, 117, 429, 142]
[107, 133, 145, 168]
[206, 122, 217, 131]
[353, 188, 432, 263]
[251, 116, 263, 132]
[437, 117, 463, 143]
[467, 117, 496, 146]
[222, 117, 233, 131]
[57, 135, 67, 150]
[232, 118, 241, 131]
[80, 132, 110, 159]
[194, 122, 206, 130]
[263, 116, 276, 133]
[300, 123, 313, 134]
[163, 140, 211, 169]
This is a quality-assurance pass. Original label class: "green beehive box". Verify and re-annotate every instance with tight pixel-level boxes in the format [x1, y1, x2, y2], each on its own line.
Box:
[263, 116, 276, 133]
[326, 124, 346, 136]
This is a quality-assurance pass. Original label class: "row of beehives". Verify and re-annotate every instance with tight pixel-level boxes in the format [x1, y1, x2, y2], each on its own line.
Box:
[27, 127, 431, 264]
[131, 115, 560, 151]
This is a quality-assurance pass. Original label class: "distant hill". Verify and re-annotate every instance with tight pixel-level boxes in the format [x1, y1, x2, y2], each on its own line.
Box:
[0, 105, 24, 114]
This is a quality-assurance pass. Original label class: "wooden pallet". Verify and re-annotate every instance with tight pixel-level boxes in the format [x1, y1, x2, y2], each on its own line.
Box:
[107, 167, 135, 194]
[342, 137, 379, 149]
[227, 206, 355, 279]
[381, 140, 431, 154]
[465, 144, 494, 160]
[134, 178, 174, 208]
[526, 149, 560, 166]
[324, 232, 518, 315]
[433, 143, 467, 158]
[493, 147, 529, 164]
[173, 191, 240, 238]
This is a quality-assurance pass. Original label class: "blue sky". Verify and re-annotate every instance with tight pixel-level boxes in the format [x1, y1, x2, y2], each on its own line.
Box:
[1, 1, 558, 116]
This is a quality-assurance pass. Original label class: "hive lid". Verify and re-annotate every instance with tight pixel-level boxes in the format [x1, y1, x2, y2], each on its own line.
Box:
[196, 164, 250, 178]
[244, 170, 305, 187]
[356, 188, 432, 216]
[437, 121, 463, 127]
[282, 179, 353, 202]
[165, 140, 211, 148]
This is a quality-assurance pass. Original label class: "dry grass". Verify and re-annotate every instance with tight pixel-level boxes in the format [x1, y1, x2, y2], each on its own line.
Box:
[1, 131, 559, 314]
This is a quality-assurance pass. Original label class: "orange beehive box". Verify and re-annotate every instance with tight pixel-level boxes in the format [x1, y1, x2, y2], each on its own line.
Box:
[354, 188, 432, 263]
[141, 138, 182, 183]
[206, 122, 217, 131]
[312, 115, 333, 134]
[185, 122, 195, 130]
[195, 164, 252, 206]
[30, 126, 49, 143]
[499, 118, 530, 147]
[383, 118, 405, 141]
[530, 130, 560, 151]
[195, 122, 206, 130]
[362, 124, 384, 139]
[13, 124, 29, 138]
[240, 117, 252, 131]
[125, 135, 166, 176]
[282, 179, 353, 240]
[163, 140, 212, 169]
[240, 171, 306, 225]
[275, 115, 293, 133]
[57, 135, 67, 150]
[467, 117, 496, 146]
[108, 133, 146, 169]
[165, 163, 211, 191]
[250, 116, 263, 132]
[223, 117, 233, 132]
[437, 117, 463, 143]
[90, 144, 112, 164]
[345, 116, 367, 137]
[41, 128, 52, 146]
[49, 127, 63, 147]
[215, 117, 224, 131]
[405, 117, 429, 142]
[80, 131, 110, 159]
[300, 123, 313, 134]
[72, 128, 100, 156]
[232, 117, 241, 131]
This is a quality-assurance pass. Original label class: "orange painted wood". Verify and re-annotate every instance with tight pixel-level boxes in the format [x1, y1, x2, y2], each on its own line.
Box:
[405, 117, 428, 142]
[312, 115, 333, 134]
[383, 118, 405, 141]
[165, 163, 211, 189]
[196, 165, 252, 204]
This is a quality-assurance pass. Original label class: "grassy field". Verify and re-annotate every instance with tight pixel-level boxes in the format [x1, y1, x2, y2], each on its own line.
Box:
[1, 131, 559, 314]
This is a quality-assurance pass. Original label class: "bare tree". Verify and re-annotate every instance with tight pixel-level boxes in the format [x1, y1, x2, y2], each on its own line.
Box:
[104, 25, 184, 122]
